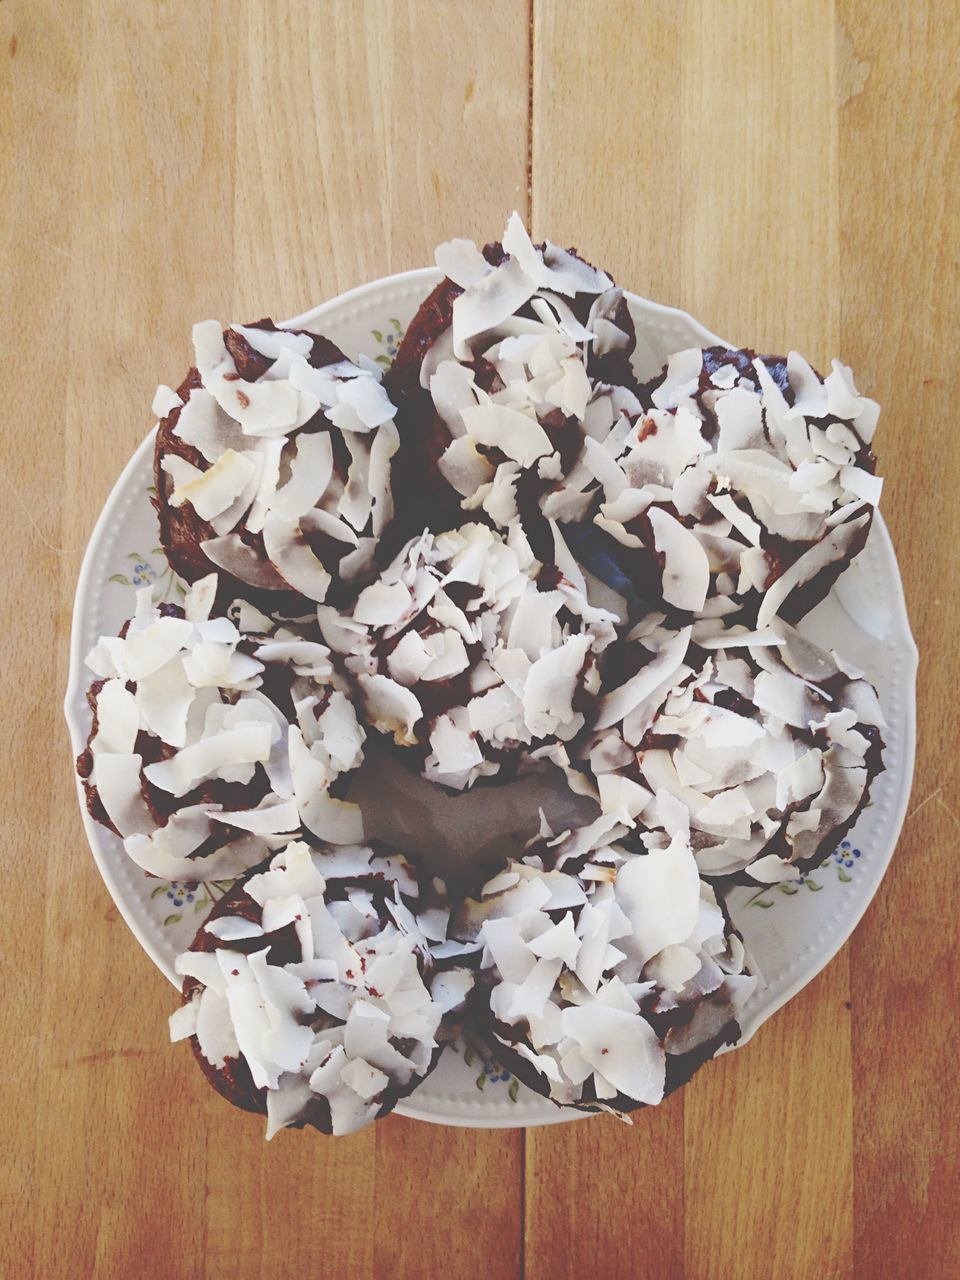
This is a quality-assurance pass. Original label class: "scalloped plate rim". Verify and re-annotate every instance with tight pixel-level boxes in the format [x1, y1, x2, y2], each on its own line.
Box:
[64, 269, 918, 1130]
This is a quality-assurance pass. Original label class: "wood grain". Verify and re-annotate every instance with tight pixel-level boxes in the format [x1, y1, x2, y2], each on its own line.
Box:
[1, 2, 527, 1278]
[836, 6, 960, 1278]
[1, 1, 958, 1277]
[530, 5, 958, 1280]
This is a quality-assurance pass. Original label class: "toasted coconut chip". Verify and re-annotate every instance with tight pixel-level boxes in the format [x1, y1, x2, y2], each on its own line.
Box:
[205, 915, 266, 942]
[134, 660, 195, 747]
[261, 512, 331, 603]
[90, 679, 140, 755]
[270, 432, 334, 521]
[171, 449, 258, 522]
[161, 454, 203, 492]
[752, 669, 830, 728]
[746, 854, 802, 884]
[429, 714, 483, 776]
[353, 580, 412, 627]
[367, 419, 398, 537]
[561, 1004, 665, 1104]
[126, 822, 273, 882]
[193, 321, 311, 436]
[461, 403, 553, 468]
[756, 511, 870, 627]
[707, 492, 763, 546]
[430, 360, 478, 437]
[200, 533, 290, 591]
[144, 723, 274, 796]
[430, 967, 475, 1014]
[153, 384, 184, 418]
[338, 432, 374, 532]
[615, 831, 701, 967]
[93, 753, 156, 837]
[174, 387, 247, 464]
[300, 789, 364, 845]
[597, 773, 652, 823]
[184, 574, 218, 624]
[87, 615, 194, 683]
[209, 797, 300, 836]
[288, 728, 363, 844]
[168, 998, 200, 1043]
[451, 255, 537, 358]
[359, 674, 422, 746]
[326, 369, 397, 434]
[650, 348, 703, 408]
[435, 237, 492, 288]
[230, 324, 313, 361]
[523, 634, 592, 739]
[648, 508, 711, 612]
[595, 626, 691, 730]
[438, 435, 495, 496]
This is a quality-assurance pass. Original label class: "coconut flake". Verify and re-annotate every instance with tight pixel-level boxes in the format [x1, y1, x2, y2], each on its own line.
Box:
[461, 403, 553, 468]
[560, 1004, 665, 1104]
[746, 854, 802, 884]
[93, 753, 155, 836]
[173, 388, 246, 464]
[615, 832, 701, 966]
[595, 627, 691, 730]
[205, 916, 266, 941]
[201, 534, 289, 591]
[270, 432, 335, 521]
[451, 255, 537, 357]
[437, 435, 495, 496]
[359, 674, 422, 746]
[144, 723, 273, 796]
[153, 384, 184, 418]
[523, 634, 591, 739]
[90, 679, 140, 755]
[757, 512, 870, 628]
[429, 715, 484, 775]
[648, 507, 711, 612]
[261, 512, 332, 603]
[436, 238, 493, 288]
[170, 448, 257, 521]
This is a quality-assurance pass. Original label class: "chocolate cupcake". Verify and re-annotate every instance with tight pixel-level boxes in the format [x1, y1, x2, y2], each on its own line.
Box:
[76, 576, 366, 881]
[169, 840, 471, 1137]
[569, 345, 880, 625]
[386, 213, 641, 561]
[449, 824, 757, 1116]
[573, 616, 885, 884]
[317, 521, 618, 791]
[154, 319, 399, 609]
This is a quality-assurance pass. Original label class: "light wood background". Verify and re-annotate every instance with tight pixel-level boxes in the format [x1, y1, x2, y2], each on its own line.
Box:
[2, 2, 957, 1277]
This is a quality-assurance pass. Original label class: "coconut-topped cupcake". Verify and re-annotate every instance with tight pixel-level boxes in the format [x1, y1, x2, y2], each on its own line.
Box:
[76, 576, 365, 881]
[154, 319, 399, 608]
[170, 840, 471, 1137]
[387, 212, 641, 560]
[574, 616, 885, 883]
[570, 345, 881, 624]
[317, 521, 619, 790]
[450, 822, 757, 1115]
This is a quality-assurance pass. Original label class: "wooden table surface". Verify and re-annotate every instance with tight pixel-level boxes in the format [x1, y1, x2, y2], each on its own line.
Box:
[2, 3, 957, 1278]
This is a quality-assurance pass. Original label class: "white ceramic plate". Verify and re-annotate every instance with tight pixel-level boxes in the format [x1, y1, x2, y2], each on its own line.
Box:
[64, 270, 918, 1127]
